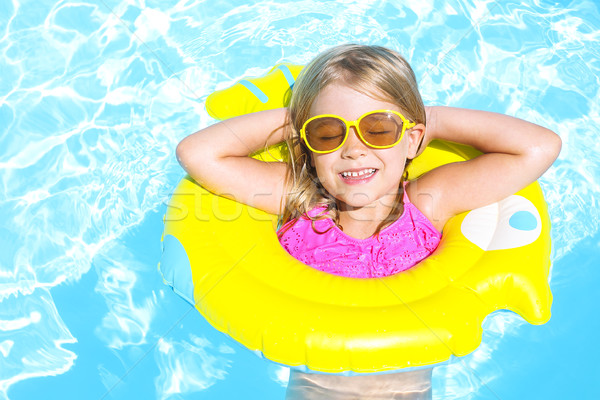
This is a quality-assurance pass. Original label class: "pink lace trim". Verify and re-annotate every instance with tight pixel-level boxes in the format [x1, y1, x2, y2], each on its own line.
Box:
[278, 191, 441, 278]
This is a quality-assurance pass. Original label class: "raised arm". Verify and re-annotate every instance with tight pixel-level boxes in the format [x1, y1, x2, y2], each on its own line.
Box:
[408, 106, 562, 231]
[176, 108, 289, 214]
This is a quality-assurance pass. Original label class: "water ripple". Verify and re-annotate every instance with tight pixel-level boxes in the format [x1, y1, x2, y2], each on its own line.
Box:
[0, 0, 599, 398]
[154, 335, 233, 399]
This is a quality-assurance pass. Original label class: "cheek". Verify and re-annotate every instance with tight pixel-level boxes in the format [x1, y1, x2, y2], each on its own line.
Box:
[392, 156, 407, 171]
[388, 145, 408, 167]
[313, 157, 338, 189]
[313, 155, 331, 176]
[380, 152, 408, 181]
[314, 164, 331, 185]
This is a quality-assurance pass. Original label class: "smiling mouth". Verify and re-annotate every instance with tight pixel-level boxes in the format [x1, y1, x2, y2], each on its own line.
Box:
[339, 168, 377, 180]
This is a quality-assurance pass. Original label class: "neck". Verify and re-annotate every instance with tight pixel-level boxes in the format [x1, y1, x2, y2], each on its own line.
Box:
[337, 193, 403, 239]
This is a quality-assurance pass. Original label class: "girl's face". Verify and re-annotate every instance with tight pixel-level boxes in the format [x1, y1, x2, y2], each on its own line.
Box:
[307, 83, 424, 212]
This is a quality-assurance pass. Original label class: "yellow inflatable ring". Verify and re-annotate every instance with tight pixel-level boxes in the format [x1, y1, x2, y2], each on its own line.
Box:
[159, 65, 552, 374]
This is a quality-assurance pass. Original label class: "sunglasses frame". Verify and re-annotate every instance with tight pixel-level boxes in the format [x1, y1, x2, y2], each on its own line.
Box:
[300, 109, 417, 154]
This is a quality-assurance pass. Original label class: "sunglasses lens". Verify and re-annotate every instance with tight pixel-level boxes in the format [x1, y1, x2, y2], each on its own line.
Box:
[304, 117, 346, 152]
[359, 113, 403, 147]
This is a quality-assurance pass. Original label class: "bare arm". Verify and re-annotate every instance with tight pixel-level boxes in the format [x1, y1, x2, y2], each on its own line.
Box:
[176, 108, 289, 214]
[409, 106, 562, 231]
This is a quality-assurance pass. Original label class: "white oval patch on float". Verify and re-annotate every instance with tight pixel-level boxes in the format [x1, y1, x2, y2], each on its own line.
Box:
[461, 195, 542, 251]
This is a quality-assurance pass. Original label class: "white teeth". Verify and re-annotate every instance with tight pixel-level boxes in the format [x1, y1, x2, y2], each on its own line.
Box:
[341, 168, 376, 178]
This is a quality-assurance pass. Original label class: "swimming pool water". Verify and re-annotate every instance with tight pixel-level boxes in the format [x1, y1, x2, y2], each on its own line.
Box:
[1, 0, 599, 399]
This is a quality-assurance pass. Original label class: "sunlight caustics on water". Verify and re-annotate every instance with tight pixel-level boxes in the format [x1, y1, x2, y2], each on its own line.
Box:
[1, 0, 599, 399]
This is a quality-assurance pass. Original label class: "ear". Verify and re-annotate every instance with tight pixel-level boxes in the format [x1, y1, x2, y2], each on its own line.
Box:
[406, 123, 426, 159]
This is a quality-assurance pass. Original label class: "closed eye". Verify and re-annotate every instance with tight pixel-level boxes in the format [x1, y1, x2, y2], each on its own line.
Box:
[366, 130, 391, 135]
[316, 134, 344, 141]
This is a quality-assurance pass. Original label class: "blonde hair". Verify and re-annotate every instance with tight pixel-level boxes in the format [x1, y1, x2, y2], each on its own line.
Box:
[280, 44, 426, 235]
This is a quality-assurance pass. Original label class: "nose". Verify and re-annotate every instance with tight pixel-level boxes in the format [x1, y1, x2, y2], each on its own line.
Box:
[340, 127, 368, 159]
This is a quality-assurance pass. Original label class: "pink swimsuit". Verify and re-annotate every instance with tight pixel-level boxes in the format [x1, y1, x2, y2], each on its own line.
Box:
[278, 188, 441, 278]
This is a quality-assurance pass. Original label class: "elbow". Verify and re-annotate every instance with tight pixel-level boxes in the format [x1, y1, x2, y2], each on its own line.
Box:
[553, 131, 562, 157]
[176, 138, 190, 169]
[530, 129, 562, 171]
[544, 129, 562, 164]
[176, 136, 202, 172]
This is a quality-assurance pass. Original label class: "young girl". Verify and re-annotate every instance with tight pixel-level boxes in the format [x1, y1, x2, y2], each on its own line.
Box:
[177, 44, 561, 399]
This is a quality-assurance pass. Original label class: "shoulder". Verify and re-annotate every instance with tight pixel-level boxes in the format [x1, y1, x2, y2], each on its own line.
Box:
[405, 178, 451, 232]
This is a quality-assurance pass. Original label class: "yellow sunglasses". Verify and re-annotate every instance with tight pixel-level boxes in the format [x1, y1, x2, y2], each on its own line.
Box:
[300, 110, 416, 154]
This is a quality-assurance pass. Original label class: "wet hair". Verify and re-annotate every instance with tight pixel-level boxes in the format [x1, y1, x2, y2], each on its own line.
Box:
[279, 44, 426, 236]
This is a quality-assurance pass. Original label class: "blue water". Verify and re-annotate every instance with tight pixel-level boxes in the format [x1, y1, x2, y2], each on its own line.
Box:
[1, 0, 599, 399]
